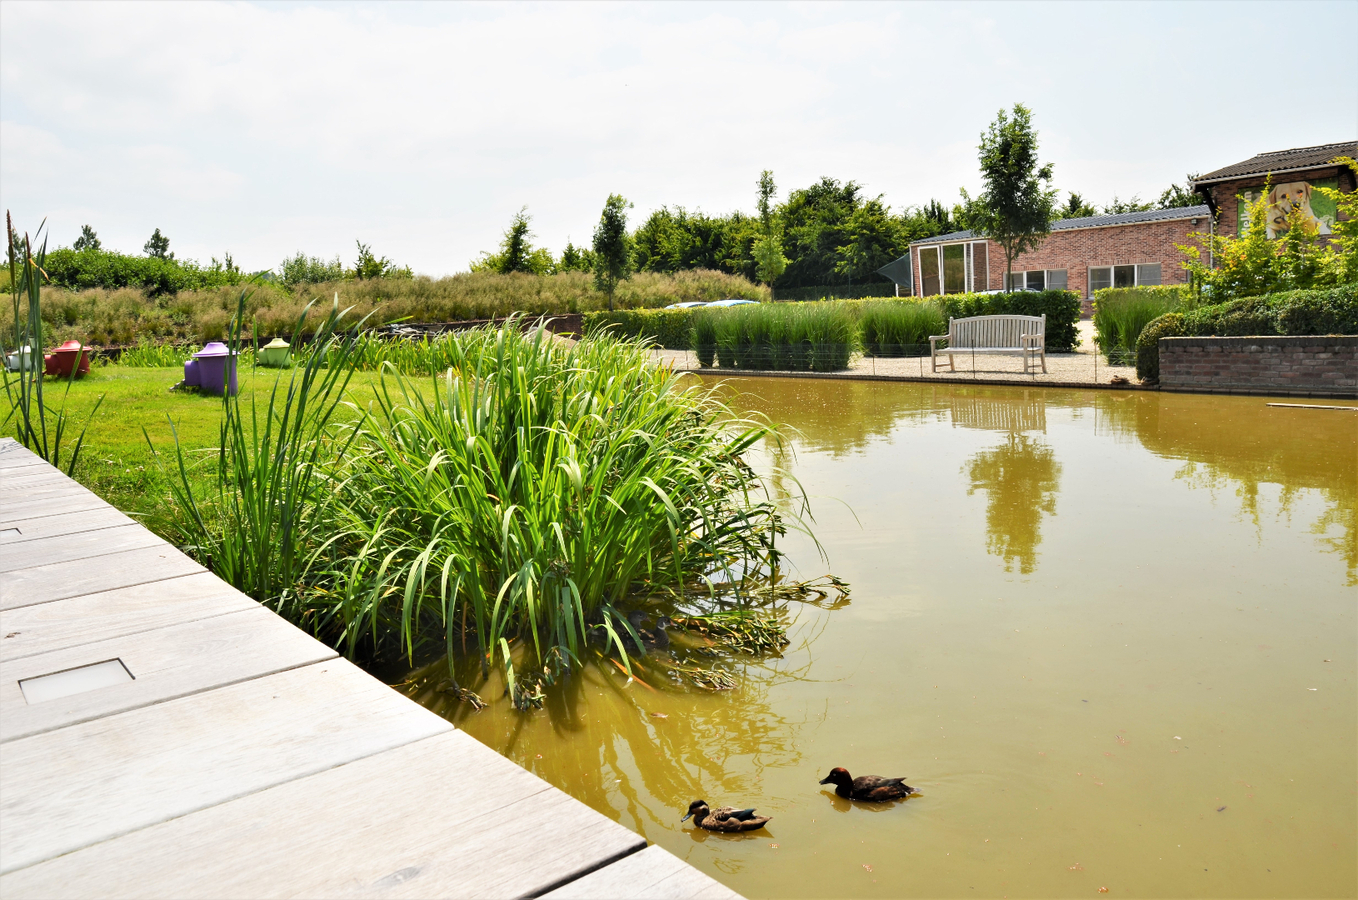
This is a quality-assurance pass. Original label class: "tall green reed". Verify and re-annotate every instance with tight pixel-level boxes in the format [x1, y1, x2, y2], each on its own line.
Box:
[1093, 289, 1180, 364]
[308, 324, 808, 707]
[702, 302, 858, 371]
[859, 299, 946, 357]
[154, 290, 371, 605]
[3, 213, 103, 475]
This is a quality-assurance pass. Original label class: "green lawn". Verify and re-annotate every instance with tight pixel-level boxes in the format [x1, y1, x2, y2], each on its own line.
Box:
[5, 365, 394, 539]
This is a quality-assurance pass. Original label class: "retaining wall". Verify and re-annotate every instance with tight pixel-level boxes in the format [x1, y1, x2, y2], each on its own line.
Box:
[1159, 335, 1358, 397]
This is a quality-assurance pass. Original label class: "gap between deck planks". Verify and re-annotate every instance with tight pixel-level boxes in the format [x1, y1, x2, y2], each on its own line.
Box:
[0, 440, 741, 899]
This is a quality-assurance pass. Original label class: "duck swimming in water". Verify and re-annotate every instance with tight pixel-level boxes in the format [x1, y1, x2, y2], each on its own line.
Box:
[626, 610, 672, 650]
[681, 799, 772, 832]
[818, 767, 915, 801]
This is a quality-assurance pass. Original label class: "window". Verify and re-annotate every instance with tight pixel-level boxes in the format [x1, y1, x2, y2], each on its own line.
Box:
[943, 245, 966, 293]
[1089, 263, 1163, 295]
[1004, 269, 1066, 291]
[919, 246, 940, 296]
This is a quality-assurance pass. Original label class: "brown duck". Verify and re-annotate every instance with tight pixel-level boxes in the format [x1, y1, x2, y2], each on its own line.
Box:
[681, 799, 772, 832]
[818, 767, 915, 801]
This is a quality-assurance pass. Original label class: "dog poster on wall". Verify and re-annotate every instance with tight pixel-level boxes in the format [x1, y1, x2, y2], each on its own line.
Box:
[1238, 178, 1339, 237]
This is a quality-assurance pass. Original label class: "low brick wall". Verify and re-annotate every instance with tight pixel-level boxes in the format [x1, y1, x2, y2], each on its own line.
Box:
[1159, 335, 1358, 397]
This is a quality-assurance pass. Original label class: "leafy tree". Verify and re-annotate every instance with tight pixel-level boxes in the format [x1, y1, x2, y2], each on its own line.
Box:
[922, 199, 953, 232]
[1157, 174, 1204, 209]
[1058, 192, 1098, 219]
[971, 104, 1058, 288]
[833, 200, 898, 284]
[1102, 195, 1154, 214]
[351, 241, 411, 280]
[593, 193, 634, 311]
[1314, 156, 1358, 284]
[73, 225, 100, 252]
[557, 240, 595, 272]
[499, 207, 534, 274]
[753, 170, 788, 287]
[279, 251, 344, 286]
[144, 227, 172, 259]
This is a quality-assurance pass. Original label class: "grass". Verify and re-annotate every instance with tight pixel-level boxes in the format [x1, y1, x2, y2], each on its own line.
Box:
[858, 299, 946, 357]
[1093, 288, 1181, 365]
[19, 269, 769, 346]
[702, 301, 859, 371]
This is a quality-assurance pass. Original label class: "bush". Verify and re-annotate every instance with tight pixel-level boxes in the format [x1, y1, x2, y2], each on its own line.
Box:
[774, 282, 899, 303]
[1093, 287, 1183, 364]
[937, 290, 1081, 352]
[582, 308, 698, 349]
[858, 300, 946, 357]
[41, 248, 244, 296]
[701, 301, 858, 372]
[1135, 285, 1358, 381]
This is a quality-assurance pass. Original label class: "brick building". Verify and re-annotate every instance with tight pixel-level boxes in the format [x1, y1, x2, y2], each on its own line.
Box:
[883, 206, 1211, 304]
[1192, 140, 1356, 238]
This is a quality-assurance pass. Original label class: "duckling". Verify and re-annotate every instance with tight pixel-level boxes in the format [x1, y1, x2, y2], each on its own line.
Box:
[681, 799, 772, 832]
[625, 611, 673, 650]
[818, 767, 915, 801]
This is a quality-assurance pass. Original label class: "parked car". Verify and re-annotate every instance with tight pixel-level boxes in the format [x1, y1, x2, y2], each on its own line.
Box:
[664, 301, 708, 309]
[703, 298, 758, 308]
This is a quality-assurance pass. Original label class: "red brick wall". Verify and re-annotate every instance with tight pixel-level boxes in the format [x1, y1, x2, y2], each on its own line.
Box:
[913, 217, 1203, 301]
[1207, 164, 1355, 237]
[1160, 336, 1358, 397]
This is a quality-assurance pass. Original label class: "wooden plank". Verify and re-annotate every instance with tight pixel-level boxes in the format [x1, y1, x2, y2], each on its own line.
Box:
[0, 571, 257, 663]
[0, 544, 206, 610]
[0, 507, 137, 544]
[0, 659, 452, 873]
[0, 523, 170, 573]
[0, 469, 71, 492]
[0, 481, 101, 517]
[0, 443, 43, 469]
[0, 731, 649, 899]
[1, 605, 337, 741]
[0, 491, 112, 524]
[543, 845, 742, 900]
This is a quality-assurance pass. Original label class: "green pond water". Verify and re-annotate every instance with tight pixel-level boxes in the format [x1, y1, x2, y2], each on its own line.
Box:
[413, 378, 1356, 899]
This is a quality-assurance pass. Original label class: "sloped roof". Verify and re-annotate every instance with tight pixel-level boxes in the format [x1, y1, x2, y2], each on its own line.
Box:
[908, 205, 1211, 246]
[1193, 141, 1356, 186]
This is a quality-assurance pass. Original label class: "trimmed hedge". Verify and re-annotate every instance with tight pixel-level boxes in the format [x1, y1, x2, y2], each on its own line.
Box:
[938, 290, 1081, 353]
[581, 308, 697, 349]
[1135, 285, 1358, 381]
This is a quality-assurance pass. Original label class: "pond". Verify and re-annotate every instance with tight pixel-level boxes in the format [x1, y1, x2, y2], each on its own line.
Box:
[413, 377, 1356, 899]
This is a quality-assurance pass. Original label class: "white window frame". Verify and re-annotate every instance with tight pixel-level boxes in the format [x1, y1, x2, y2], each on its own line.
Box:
[1087, 263, 1163, 296]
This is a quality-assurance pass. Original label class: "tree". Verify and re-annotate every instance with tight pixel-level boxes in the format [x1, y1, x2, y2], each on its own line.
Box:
[557, 240, 595, 272]
[1058, 192, 1097, 219]
[592, 194, 633, 311]
[753, 170, 788, 287]
[497, 207, 534, 274]
[1102, 195, 1154, 214]
[971, 104, 1058, 289]
[73, 225, 101, 252]
[1157, 174, 1203, 209]
[351, 241, 411, 279]
[144, 228, 172, 259]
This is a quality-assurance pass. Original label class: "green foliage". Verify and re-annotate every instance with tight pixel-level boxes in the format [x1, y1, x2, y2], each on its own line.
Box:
[473, 207, 555, 275]
[702, 301, 859, 372]
[1313, 156, 1358, 284]
[41, 247, 246, 296]
[557, 241, 595, 273]
[73, 225, 100, 252]
[144, 228, 172, 259]
[582, 308, 697, 349]
[1093, 287, 1182, 364]
[972, 104, 1058, 284]
[1102, 195, 1155, 214]
[859, 300, 947, 357]
[279, 252, 344, 286]
[593, 194, 635, 311]
[1057, 192, 1097, 219]
[1135, 285, 1358, 381]
[351, 241, 410, 280]
[4, 214, 104, 476]
[1157, 174, 1204, 209]
[772, 282, 898, 303]
[117, 339, 193, 368]
[938, 289, 1081, 352]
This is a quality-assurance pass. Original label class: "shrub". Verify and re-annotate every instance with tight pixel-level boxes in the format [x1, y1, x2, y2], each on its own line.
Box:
[41, 248, 244, 295]
[858, 300, 946, 357]
[582, 308, 698, 349]
[703, 301, 858, 372]
[1135, 285, 1358, 381]
[1093, 287, 1183, 364]
[937, 289, 1080, 352]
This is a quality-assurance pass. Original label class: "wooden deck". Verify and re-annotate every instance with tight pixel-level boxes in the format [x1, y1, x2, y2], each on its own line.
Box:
[0, 438, 739, 900]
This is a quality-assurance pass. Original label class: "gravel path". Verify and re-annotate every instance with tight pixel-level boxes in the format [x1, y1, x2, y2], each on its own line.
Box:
[654, 320, 1143, 387]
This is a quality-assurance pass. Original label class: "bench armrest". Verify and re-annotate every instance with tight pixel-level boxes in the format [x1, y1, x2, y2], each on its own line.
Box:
[928, 334, 949, 345]
[1020, 333, 1044, 347]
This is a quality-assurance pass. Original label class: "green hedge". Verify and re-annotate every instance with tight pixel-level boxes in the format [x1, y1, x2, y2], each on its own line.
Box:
[1136, 285, 1358, 381]
[41, 248, 244, 296]
[774, 282, 899, 303]
[582, 308, 697, 349]
[937, 290, 1081, 353]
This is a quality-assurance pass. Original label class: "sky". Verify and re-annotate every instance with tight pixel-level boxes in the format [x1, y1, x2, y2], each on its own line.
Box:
[2, 0, 1355, 277]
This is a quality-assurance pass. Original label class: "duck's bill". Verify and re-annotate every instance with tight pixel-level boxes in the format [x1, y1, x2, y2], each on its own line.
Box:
[681, 812, 693, 822]
[817, 776, 832, 784]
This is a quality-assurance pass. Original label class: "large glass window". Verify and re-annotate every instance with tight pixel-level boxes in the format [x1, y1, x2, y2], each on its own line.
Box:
[1113, 265, 1136, 288]
[1089, 267, 1113, 293]
[1046, 269, 1068, 290]
[1136, 263, 1161, 285]
[1090, 264, 1161, 295]
[919, 246, 940, 296]
[943, 245, 966, 293]
[1025, 270, 1045, 291]
[1004, 269, 1066, 291]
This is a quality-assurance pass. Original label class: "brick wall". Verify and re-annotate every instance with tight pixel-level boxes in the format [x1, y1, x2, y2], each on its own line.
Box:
[1206, 164, 1355, 237]
[1160, 336, 1358, 397]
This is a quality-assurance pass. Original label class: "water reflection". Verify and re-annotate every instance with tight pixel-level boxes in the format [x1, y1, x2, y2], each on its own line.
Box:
[965, 434, 1062, 574]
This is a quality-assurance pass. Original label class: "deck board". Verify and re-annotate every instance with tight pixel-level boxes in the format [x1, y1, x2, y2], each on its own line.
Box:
[0, 506, 138, 544]
[0, 522, 170, 573]
[1, 605, 337, 741]
[542, 845, 743, 900]
[0, 731, 648, 900]
[0, 543, 207, 610]
[0, 571, 257, 663]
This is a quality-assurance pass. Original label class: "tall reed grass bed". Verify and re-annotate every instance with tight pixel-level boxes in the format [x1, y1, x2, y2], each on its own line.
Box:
[700, 301, 859, 371]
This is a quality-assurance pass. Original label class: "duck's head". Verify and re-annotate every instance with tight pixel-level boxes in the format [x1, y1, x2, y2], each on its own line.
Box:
[681, 799, 709, 822]
[818, 767, 852, 787]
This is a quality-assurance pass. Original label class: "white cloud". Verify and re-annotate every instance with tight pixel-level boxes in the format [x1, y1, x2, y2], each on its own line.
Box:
[1, 0, 1354, 275]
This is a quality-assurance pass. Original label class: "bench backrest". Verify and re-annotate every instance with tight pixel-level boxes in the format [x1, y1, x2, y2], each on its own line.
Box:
[948, 314, 1045, 349]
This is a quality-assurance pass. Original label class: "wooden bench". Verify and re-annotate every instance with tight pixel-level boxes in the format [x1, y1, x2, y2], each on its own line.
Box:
[929, 314, 1047, 374]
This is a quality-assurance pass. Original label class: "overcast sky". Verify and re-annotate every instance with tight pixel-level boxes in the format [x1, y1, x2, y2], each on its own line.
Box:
[2, 0, 1354, 276]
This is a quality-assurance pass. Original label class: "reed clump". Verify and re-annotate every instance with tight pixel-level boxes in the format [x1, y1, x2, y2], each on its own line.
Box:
[703, 301, 859, 371]
[858, 299, 946, 357]
[1093, 287, 1182, 365]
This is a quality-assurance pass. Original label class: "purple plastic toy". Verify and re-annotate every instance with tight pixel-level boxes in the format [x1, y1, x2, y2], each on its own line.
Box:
[192, 342, 238, 396]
